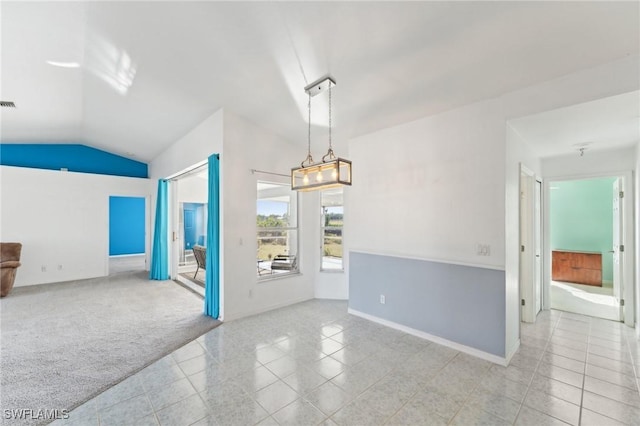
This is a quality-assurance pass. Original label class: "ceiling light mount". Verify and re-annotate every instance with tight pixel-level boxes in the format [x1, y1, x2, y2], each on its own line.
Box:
[292, 76, 352, 192]
[304, 76, 336, 97]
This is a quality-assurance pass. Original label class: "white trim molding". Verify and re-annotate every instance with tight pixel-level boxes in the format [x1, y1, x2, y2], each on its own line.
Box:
[349, 249, 506, 272]
[348, 308, 509, 366]
[222, 296, 313, 322]
[505, 338, 521, 365]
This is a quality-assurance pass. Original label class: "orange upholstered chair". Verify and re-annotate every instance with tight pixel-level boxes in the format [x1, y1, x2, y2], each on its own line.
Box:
[1, 243, 22, 297]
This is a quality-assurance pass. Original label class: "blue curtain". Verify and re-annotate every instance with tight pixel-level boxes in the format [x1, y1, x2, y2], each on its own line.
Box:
[205, 154, 220, 318]
[150, 179, 169, 280]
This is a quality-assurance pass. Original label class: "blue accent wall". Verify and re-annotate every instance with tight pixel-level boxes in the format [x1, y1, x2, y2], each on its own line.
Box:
[183, 203, 206, 249]
[349, 252, 506, 357]
[0, 144, 148, 178]
[109, 196, 146, 256]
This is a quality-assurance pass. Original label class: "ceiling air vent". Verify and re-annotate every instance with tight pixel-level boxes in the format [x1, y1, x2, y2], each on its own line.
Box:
[1, 101, 16, 108]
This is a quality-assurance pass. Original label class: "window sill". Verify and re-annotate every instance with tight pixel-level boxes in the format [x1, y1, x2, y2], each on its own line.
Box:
[320, 269, 344, 274]
[257, 271, 301, 283]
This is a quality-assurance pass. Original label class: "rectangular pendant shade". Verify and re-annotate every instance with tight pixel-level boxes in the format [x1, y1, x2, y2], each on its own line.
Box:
[291, 158, 352, 191]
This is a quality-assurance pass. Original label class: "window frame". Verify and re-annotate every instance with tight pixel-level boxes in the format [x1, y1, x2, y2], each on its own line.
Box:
[320, 190, 344, 273]
[256, 181, 299, 280]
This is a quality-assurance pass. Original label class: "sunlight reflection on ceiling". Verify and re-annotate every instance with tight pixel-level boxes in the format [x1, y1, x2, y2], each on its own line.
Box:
[85, 31, 137, 96]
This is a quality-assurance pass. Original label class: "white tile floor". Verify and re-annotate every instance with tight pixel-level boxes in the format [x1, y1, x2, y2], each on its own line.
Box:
[55, 301, 640, 426]
[551, 281, 620, 321]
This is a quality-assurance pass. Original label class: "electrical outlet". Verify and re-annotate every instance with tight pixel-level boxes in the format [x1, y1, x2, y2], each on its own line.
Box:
[380, 295, 386, 304]
[249, 289, 253, 298]
[476, 244, 491, 256]
[58, 264, 63, 270]
[41, 265, 46, 272]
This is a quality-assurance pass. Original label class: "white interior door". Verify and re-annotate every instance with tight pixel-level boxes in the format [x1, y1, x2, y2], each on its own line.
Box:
[520, 167, 536, 323]
[612, 178, 623, 316]
[534, 180, 542, 315]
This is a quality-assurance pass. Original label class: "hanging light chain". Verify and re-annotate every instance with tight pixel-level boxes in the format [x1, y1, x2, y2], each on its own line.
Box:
[308, 92, 311, 157]
[322, 83, 335, 163]
[302, 92, 314, 167]
[329, 84, 332, 151]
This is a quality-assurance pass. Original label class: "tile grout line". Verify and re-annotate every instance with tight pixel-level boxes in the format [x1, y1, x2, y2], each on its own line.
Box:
[581, 317, 640, 425]
[577, 318, 592, 426]
[622, 326, 640, 398]
[442, 352, 500, 425]
[77, 304, 632, 426]
[512, 311, 561, 425]
[340, 340, 437, 425]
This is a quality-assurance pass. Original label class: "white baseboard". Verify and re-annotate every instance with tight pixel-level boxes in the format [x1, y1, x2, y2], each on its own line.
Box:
[505, 338, 521, 364]
[348, 308, 509, 366]
[222, 296, 314, 322]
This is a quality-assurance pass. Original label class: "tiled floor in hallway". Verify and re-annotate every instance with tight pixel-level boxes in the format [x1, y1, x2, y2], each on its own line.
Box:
[57, 301, 640, 425]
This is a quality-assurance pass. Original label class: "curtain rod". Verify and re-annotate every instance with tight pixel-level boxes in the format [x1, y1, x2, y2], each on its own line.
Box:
[250, 169, 290, 178]
[166, 161, 208, 181]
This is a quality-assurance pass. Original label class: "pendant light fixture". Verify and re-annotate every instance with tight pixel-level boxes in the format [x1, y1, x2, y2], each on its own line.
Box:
[291, 76, 352, 191]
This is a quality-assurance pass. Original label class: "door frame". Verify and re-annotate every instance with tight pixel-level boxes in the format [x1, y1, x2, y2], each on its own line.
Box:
[520, 164, 540, 323]
[543, 171, 635, 326]
[106, 194, 151, 276]
[534, 178, 543, 315]
[166, 161, 209, 280]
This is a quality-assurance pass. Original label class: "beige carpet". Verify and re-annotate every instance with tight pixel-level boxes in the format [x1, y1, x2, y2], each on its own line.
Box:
[0, 272, 220, 425]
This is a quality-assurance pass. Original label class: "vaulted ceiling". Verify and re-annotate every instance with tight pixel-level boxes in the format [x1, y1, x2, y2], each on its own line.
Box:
[1, 1, 638, 162]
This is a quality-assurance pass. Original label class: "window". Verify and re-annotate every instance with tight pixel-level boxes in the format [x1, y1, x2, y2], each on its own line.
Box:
[321, 188, 343, 271]
[257, 181, 298, 278]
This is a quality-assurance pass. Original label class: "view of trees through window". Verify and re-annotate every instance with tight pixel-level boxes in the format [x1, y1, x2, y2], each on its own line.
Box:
[321, 189, 343, 271]
[257, 182, 298, 277]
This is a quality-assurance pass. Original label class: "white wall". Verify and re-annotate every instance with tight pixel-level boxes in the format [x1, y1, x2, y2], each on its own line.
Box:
[635, 143, 640, 334]
[149, 110, 224, 180]
[0, 166, 153, 287]
[149, 108, 317, 320]
[315, 267, 348, 299]
[346, 98, 508, 360]
[177, 174, 208, 203]
[502, 55, 640, 120]
[505, 124, 542, 357]
[542, 145, 637, 178]
[348, 98, 507, 269]
[148, 109, 224, 303]
[222, 112, 315, 320]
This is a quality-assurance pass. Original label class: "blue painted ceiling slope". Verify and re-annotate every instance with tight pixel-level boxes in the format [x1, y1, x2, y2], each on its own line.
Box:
[0, 144, 148, 178]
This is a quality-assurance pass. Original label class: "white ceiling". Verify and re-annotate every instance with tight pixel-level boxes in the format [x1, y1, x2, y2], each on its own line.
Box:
[1, 1, 639, 162]
[509, 91, 640, 159]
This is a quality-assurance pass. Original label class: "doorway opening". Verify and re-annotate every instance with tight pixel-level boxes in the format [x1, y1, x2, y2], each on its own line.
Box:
[108, 196, 147, 275]
[170, 164, 208, 293]
[548, 176, 624, 322]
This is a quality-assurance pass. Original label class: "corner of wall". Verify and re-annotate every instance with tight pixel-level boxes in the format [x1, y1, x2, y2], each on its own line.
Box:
[635, 141, 640, 331]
